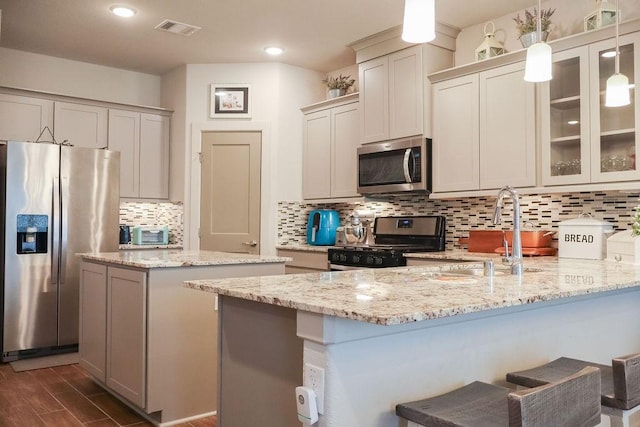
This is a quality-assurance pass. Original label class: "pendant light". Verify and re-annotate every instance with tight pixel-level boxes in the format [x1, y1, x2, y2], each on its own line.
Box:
[605, 0, 631, 107]
[524, 0, 552, 82]
[401, 0, 436, 44]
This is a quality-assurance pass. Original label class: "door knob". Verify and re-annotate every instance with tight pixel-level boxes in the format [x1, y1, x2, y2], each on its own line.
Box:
[242, 240, 258, 247]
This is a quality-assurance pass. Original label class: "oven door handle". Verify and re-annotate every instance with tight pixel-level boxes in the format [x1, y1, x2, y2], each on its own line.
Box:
[329, 264, 362, 271]
[403, 148, 413, 183]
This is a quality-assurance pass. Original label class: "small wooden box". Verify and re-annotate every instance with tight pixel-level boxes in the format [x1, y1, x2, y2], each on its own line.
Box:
[607, 230, 640, 265]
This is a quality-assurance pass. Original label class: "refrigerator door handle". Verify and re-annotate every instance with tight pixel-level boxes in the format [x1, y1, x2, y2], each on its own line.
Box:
[51, 177, 60, 285]
[60, 177, 69, 285]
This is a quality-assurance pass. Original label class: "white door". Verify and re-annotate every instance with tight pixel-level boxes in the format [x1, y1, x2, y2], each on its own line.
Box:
[200, 131, 261, 254]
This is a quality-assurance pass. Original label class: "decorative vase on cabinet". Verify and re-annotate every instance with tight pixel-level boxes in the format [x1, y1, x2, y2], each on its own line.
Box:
[520, 31, 549, 48]
[328, 88, 346, 98]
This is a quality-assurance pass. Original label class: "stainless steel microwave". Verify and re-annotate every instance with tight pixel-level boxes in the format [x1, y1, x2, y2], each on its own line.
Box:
[357, 137, 431, 194]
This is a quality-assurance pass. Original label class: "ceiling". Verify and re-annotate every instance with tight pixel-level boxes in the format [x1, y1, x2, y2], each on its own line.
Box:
[0, 0, 535, 76]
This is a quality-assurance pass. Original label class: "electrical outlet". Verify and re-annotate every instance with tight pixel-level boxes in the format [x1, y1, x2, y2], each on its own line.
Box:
[304, 363, 325, 414]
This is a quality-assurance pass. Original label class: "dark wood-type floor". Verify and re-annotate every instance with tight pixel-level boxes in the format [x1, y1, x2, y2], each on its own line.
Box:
[0, 362, 217, 427]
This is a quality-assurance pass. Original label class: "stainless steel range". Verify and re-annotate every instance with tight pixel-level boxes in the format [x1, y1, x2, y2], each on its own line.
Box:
[328, 216, 446, 270]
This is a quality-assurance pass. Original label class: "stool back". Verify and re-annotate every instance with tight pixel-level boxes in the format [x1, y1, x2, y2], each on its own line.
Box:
[612, 353, 640, 408]
[508, 366, 601, 427]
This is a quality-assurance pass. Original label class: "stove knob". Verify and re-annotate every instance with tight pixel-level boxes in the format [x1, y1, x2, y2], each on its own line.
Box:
[339, 254, 347, 262]
[366, 256, 375, 265]
[374, 257, 384, 265]
[330, 253, 339, 262]
[352, 254, 361, 263]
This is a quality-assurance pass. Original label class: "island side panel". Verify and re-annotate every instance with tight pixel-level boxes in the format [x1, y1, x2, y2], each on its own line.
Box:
[298, 289, 640, 427]
[218, 295, 303, 427]
[147, 262, 285, 421]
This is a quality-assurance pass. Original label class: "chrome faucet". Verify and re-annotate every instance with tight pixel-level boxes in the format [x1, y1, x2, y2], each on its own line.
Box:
[492, 185, 523, 275]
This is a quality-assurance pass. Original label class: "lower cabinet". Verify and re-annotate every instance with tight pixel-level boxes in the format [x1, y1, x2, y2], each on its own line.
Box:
[79, 263, 146, 407]
[79, 260, 285, 424]
[106, 267, 147, 408]
[277, 248, 329, 273]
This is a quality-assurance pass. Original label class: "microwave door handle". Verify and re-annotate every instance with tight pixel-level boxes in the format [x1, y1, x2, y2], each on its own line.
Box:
[403, 149, 412, 183]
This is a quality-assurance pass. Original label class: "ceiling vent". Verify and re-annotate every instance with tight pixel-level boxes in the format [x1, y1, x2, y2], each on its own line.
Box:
[154, 19, 201, 36]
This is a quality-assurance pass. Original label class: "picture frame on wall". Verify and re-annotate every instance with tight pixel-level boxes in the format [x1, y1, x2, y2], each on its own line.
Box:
[210, 84, 251, 118]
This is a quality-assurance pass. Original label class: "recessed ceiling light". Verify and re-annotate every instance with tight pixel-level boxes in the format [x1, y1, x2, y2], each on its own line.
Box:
[264, 46, 284, 56]
[110, 5, 137, 18]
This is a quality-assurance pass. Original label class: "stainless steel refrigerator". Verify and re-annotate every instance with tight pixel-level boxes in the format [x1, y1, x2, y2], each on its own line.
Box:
[0, 140, 120, 361]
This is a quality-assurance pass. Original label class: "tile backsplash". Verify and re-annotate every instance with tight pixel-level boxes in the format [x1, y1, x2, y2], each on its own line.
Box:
[278, 192, 640, 249]
[119, 201, 184, 244]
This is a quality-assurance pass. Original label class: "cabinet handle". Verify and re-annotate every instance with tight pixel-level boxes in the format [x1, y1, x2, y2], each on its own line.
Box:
[242, 240, 258, 247]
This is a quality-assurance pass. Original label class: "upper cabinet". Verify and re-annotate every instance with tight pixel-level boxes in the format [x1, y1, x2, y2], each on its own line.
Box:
[108, 110, 170, 200]
[541, 32, 640, 186]
[359, 45, 423, 143]
[0, 93, 53, 142]
[302, 94, 359, 200]
[433, 61, 535, 193]
[54, 102, 108, 149]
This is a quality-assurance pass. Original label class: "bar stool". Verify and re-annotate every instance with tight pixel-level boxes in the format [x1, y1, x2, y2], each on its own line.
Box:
[506, 353, 640, 427]
[395, 366, 601, 427]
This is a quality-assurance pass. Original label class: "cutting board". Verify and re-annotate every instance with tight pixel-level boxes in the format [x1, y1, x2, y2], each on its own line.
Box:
[459, 230, 504, 253]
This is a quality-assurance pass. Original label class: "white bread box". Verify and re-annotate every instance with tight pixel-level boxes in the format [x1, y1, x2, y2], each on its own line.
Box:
[607, 230, 640, 265]
[558, 214, 613, 260]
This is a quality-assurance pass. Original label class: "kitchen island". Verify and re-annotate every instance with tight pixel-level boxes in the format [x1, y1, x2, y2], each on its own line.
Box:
[185, 256, 640, 427]
[78, 250, 289, 426]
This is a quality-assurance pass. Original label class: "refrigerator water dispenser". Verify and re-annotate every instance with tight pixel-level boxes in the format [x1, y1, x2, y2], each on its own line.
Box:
[17, 214, 48, 254]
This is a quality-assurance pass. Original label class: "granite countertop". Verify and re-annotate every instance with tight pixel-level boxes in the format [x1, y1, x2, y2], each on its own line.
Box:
[81, 250, 291, 269]
[185, 257, 640, 326]
[119, 243, 183, 250]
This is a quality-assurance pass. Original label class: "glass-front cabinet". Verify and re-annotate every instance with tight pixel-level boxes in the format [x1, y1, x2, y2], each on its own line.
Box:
[542, 32, 640, 185]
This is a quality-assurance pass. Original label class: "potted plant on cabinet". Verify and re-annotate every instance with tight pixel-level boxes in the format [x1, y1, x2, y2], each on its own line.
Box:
[323, 74, 355, 98]
[513, 7, 555, 48]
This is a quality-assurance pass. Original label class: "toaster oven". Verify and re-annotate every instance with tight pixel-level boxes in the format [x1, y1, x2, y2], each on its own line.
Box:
[131, 225, 169, 245]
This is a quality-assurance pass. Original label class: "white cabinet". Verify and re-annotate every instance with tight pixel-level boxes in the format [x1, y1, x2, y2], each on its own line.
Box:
[302, 94, 359, 200]
[541, 32, 640, 185]
[54, 101, 108, 149]
[0, 93, 53, 142]
[78, 262, 107, 382]
[277, 248, 329, 273]
[79, 263, 146, 407]
[108, 110, 170, 199]
[432, 61, 535, 193]
[359, 45, 423, 143]
[106, 267, 147, 408]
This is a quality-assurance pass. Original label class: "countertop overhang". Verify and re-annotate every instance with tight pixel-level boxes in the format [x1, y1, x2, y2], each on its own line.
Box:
[80, 250, 291, 269]
[185, 255, 640, 326]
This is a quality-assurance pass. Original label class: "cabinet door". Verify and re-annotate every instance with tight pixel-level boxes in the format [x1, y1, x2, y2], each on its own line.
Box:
[107, 267, 147, 408]
[541, 46, 591, 186]
[108, 109, 140, 198]
[54, 102, 108, 149]
[0, 93, 53, 142]
[303, 109, 331, 199]
[139, 113, 170, 199]
[479, 62, 536, 189]
[331, 102, 359, 198]
[432, 75, 480, 192]
[589, 33, 640, 183]
[389, 45, 423, 139]
[79, 262, 107, 382]
[359, 56, 389, 143]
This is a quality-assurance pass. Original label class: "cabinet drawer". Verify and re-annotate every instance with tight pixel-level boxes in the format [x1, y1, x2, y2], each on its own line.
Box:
[277, 249, 328, 271]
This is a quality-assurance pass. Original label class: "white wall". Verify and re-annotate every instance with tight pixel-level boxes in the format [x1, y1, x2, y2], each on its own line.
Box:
[178, 62, 324, 253]
[454, 0, 640, 66]
[161, 65, 188, 202]
[0, 47, 161, 106]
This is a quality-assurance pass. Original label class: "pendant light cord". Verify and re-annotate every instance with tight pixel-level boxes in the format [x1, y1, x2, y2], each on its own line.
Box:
[537, 0, 542, 39]
[615, 0, 620, 74]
